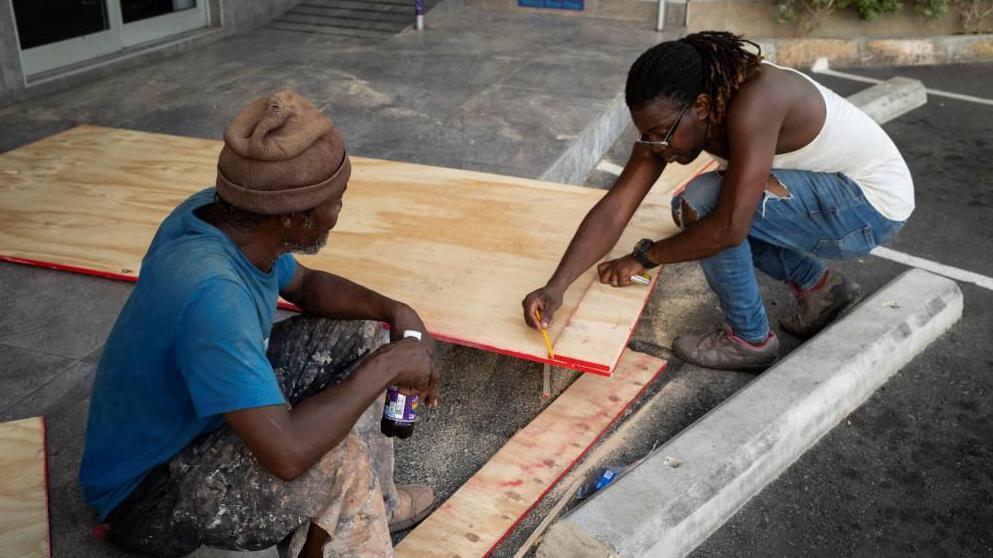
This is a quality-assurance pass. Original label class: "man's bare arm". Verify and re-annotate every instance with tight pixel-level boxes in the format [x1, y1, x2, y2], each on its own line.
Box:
[225, 338, 435, 481]
[281, 263, 435, 360]
[522, 145, 665, 328]
[280, 263, 402, 323]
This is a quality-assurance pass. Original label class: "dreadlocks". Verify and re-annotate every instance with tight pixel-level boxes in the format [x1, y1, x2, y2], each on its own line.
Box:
[625, 31, 763, 130]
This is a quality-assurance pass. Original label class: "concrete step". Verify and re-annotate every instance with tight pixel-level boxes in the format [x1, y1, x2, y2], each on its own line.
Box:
[302, 0, 416, 12]
[278, 13, 408, 32]
[268, 21, 395, 39]
[293, 5, 414, 23]
[275, 0, 438, 39]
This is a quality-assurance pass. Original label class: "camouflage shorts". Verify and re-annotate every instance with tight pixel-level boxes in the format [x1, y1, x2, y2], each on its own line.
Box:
[106, 316, 398, 558]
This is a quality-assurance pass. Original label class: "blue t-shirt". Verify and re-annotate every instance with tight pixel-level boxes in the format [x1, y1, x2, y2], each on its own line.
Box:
[79, 188, 297, 520]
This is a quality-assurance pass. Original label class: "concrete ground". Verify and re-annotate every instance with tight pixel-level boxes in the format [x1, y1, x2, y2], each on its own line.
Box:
[1, 4, 991, 556]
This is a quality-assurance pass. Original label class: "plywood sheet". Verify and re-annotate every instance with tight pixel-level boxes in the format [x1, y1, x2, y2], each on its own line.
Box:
[0, 417, 50, 558]
[0, 126, 712, 375]
[394, 349, 666, 557]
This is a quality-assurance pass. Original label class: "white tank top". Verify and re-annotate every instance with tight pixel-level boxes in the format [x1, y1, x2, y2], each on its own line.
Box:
[708, 61, 915, 221]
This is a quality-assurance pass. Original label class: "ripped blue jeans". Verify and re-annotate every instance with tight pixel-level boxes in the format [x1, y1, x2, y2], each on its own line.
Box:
[672, 169, 905, 343]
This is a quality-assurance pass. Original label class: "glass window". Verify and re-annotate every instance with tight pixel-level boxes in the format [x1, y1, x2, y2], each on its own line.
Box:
[12, 0, 110, 50]
[120, 0, 197, 24]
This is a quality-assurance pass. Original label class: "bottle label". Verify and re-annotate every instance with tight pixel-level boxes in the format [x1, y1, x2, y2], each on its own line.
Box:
[384, 387, 418, 424]
[594, 468, 617, 491]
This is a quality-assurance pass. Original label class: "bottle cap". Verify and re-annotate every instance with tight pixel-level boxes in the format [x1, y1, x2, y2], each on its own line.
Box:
[403, 329, 422, 340]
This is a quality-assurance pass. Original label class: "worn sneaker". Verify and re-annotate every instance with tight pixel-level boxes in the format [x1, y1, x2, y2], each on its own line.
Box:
[388, 484, 435, 533]
[781, 270, 862, 339]
[672, 324, 780, 372]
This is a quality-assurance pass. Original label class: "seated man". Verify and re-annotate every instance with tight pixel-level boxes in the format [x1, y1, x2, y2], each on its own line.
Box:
[80, 89, 438, 557]
[523, 32, 913, 371]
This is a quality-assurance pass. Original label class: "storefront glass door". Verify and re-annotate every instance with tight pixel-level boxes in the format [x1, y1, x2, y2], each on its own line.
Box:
[13, 1, 209, 76]
[119, 0, 206, 48]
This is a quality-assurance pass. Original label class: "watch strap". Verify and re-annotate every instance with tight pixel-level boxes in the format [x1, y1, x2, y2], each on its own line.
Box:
[632, 239, 660, 269]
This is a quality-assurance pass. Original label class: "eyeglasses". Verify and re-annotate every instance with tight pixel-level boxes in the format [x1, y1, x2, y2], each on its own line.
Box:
[635, 103, 689, 150]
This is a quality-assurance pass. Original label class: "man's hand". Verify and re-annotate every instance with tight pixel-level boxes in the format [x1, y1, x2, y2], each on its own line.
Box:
[367, 336, 440, 408]
[226, 335, 438, 480]
[387, 302, 435, 351]
[597, 255, 649, 287]
[522, 286, 564, 330]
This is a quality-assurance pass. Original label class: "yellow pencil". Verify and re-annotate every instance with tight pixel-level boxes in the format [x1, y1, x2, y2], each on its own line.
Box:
[535, 310, 555, 359]
[630, 272, 652, 286]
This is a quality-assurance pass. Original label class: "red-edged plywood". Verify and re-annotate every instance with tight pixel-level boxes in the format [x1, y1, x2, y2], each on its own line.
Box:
[0, 126, 713, 375]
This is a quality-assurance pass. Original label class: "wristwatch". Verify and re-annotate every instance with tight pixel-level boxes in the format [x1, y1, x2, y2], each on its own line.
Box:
[632, 238, 660, 269]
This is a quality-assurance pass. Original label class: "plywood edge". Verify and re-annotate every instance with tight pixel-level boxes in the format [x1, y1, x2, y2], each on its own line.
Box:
[0, 124, 103, 155]
[549, 155, 716, 374]
[393, 349, 666, 557]
[429, 330, 615, 377]
[40, 417, 51, 558]
[0, 255, 140, 283]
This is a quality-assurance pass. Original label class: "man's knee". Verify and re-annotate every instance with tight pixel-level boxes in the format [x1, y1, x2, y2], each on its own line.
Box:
[319, 434, 374, 479]
[671, 171, 721, 229]
[766, 174, 789, 198]
[671, 197, 701, 229]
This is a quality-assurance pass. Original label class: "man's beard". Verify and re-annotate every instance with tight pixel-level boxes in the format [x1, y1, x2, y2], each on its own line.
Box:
[283, 230, 330, 255]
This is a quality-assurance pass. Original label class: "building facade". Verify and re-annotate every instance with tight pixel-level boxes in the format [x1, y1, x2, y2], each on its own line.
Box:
[0, 0, 304, 107]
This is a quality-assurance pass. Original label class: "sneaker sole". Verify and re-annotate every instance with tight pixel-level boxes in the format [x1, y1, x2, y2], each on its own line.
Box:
[672, 344, 780, 373]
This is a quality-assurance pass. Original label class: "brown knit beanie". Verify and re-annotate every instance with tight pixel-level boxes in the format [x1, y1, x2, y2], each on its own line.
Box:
[216, 89, 350, 215]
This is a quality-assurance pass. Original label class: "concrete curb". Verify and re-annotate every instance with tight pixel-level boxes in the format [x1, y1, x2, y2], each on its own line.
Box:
[848, 76, 927, 124]
[536, 269, 964, 557]
[756, 34, 993, 70]
[540, 93, 631, 185]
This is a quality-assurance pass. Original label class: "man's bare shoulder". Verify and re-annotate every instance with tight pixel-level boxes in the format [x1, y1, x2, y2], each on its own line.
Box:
[732, 65, 796, 111]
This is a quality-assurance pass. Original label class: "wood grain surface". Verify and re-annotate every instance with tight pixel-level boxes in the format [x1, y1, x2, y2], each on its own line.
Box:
[0, 126, 713, 374]
[0, 417, 49, 558]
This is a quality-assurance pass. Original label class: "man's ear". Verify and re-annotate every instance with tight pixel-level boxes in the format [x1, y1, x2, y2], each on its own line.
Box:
[693, 93, 711, 121]
[279, 214, 294, 228]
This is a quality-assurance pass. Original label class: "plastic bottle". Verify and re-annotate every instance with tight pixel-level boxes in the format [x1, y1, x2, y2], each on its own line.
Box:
[574, 465, 626, 501]
[380, 329, 422, 439]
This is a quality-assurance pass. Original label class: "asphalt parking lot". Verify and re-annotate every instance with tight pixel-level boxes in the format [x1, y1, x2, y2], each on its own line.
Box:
[421, 61, 993, 557]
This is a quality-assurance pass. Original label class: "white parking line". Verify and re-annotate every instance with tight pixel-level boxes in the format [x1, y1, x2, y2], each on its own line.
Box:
[811, 57, 993, 107]
[872, 246, 993, 291]
[596, 160, 625, 176]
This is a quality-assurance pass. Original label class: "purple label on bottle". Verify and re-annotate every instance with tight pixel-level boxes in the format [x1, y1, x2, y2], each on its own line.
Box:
[384, 387, 418, 423]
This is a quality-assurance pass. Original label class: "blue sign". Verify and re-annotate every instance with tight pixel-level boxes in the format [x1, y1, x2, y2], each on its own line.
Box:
[518, 0, 584, 10]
